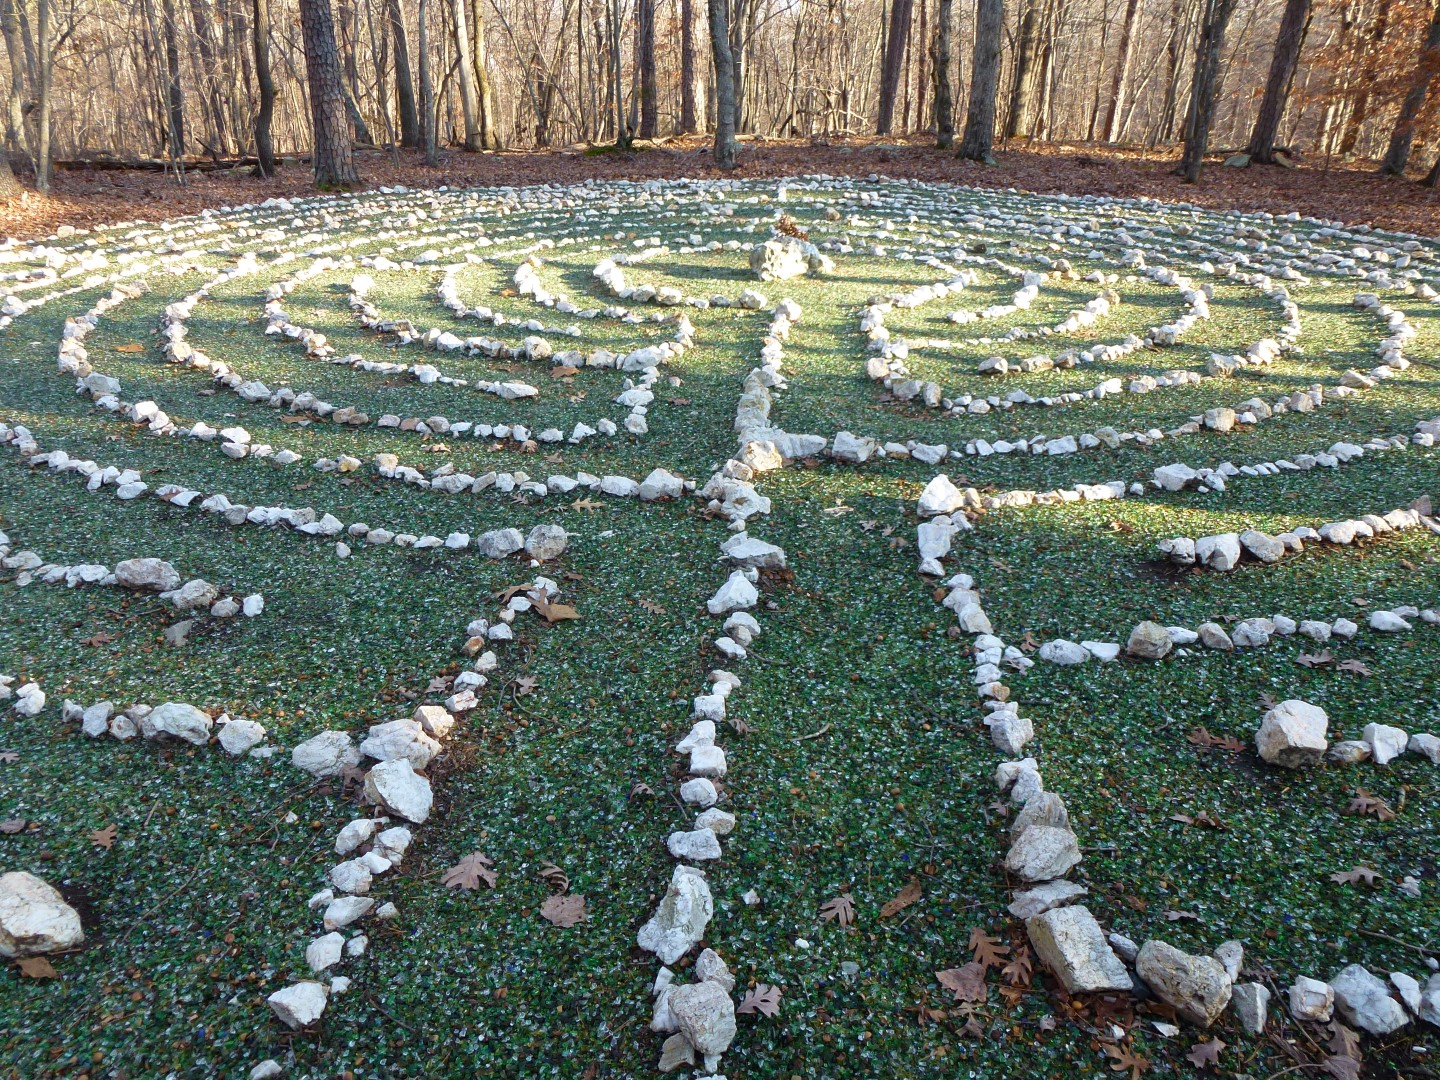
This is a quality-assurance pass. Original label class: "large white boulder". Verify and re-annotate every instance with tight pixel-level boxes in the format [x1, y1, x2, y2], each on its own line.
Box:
[638, 865, 713, 965]
[1255, 700, 1329, 768]
[0, 872, 84, 957]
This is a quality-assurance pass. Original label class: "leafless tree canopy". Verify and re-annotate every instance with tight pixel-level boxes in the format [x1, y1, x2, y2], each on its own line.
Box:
[5, 0, 1440, 189]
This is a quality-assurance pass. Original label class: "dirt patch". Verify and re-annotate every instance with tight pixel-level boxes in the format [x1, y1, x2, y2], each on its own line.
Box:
[5, 136, 1440, 243]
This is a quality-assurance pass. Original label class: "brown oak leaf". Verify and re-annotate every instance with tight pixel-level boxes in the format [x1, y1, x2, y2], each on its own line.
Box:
[442, 851, 497, 890]
[16, 956, 58, 979]
[878, 877, 922, 918]
[969, 927, 1010, 969]
[537, 861, 570, 894]
[1102, 1041, 1151, 1079]
[88, 824, 118, 849]
[936, 962, 988, 1003]
[1296, 649, 1334, 668]
[1345, 789, 1395, 821]
[736, 983, 782, 1017]
[1185, 1038, 1225, 1069]
[539, 894, 586, 927]
[1330, 865, 1381, 887]
[819, 893, 856, 928]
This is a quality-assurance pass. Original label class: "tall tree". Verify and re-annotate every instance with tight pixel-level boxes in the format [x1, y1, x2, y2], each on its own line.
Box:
[1177, 0, 1238, 183]
[251, 0, 276, 174]
[680, 0, 704, 133]
[449, 0, 482, 149]
[1005, 0, 1044, 138]
[708, 0, 737, 166]
[469, 0, 500, 148]
[297, 0, 358, 187]
[388, 0, 420, 147]
[417, 0, 437, 162]
[1246, 0, 1312, 162]
[159, 0, 187, 163]
[1101, 0, 1140, 142]
[34, 0, 51, 191]
[958, 0, 1002, 161]
[1381, 0, 1440, 177]
[931, 0, 953, 148]
[876, 0, 914, 134]
[1339, 0, 1390, 157]
[638, 0, 657, 137]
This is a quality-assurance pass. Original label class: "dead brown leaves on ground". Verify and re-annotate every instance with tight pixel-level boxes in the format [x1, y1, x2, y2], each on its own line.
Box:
[442, 851, 497, 890]
[736, 983, 782, 1017]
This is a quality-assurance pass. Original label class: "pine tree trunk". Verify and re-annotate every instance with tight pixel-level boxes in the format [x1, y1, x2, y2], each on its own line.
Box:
[298, 0, 358, 187]
[638, 0, 657, 136]
[958, 0, 1002, 161]
[1381, 0, 1440, 177]
[1178, 0, 1237, 183]
[251, 0, 276, 174]
[708, 0, 736, 167]
[1101, 0, 1139, 143]
[931, 0, 953, 148]
[875, 0, 913, 134]
[1246, 0, 1311, 162]
[680, 0, 704, 133]
[1004, 0, 1042, 139]
[388, 0, 420, 147]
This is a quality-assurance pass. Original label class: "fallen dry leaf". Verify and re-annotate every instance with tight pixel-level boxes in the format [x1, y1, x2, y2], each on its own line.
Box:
[442, 851, 497, 890]
[570, 497, 605, 512]
[1102, 1041, 1151, 1079]
[0, 819, 26, 833]
[513, 675, 538, 697]
[819, 893, 856, 928]
[736, 983, 782, 1017]
[0, 751, 18, 764]
[115, 343, 146, 353]
[88, 824, 118, 849]
[81, 631, 117, 647]
[1330, 865, 1381, 887]
[1185, 1038, 1225, 1068]
[16, 956, 58, 979]
[1296, 648, 1335, 668]
[539, 893, 586, 927]
[1344, 789, 1395, 821]
[1336, 659, 1371, 676]
[537, 861, 570, 894]
[936, 962, 988, 1003]
[878, 877, 922, 918]
[969, 927, 1010, 969]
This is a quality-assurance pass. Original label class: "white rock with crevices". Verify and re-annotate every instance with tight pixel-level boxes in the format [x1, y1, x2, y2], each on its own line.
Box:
[363, 759, 433, 823]
[267, 981, 328, 1029]
[0, 872, 84, 957]
[638, 864, 713, 965]
[1331, 963, 1410, 1035]
[1026, 905, 1132, 993]
[292, 730, 361, 776]
[1255, 700, 1328, 768]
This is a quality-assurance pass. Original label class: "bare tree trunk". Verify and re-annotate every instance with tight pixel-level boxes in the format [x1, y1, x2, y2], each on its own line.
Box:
[447, 0, 481, 148]
[1101, 0, 1139, 142]
[680, 0, 704, 133]
[1, 0, 31, 166]
[469, 0, 500, 147]
[1005, 0, 1043, 139]
[1178, 0, 1237, 183]
[1382, 0, 1440, 177]
[958, 0, 1002, 161]
[708, 0, 736, 166]
[932, 0, 953, 147]
[388, 0, 419, 146]
[1246, 0, 1311, 162]
[252, 0, 276, 174]
[160, 0, 187, 160]
[35, 0, 50, 190]
[0, 153, 20, 196]
[876, 0, 913, 133]
[187, 0, 230, 154]
[418, 0, 437, 162]
[638, 0, 657, 136]
[1155, 0, 1185, 144]
[1340, 0, 1388, 157]
[298, 0, 358, 186]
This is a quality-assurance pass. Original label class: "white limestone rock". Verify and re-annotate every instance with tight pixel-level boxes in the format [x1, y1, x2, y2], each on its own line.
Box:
[363, 759, 433, 823]
[267, 981, 328, 1029]
[0, 872, 84, 957]
[1026, 905, 1133, 993]
[292, 730, 361, 776]
[1256, 700, 1329, 768]
[638, 865, 713, 965]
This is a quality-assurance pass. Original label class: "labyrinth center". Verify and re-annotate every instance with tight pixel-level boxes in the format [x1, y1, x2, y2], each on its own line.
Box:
[1, 176, 1438, 1076]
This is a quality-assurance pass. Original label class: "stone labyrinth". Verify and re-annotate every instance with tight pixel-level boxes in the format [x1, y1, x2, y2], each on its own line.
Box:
[1, 176, 1438, 1077]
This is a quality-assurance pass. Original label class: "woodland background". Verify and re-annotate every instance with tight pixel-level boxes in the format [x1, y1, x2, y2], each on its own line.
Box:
[4, 0, 1440, 222]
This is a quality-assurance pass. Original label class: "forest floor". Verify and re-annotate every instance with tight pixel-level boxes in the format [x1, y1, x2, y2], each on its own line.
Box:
[5, 135, 1440, 241]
